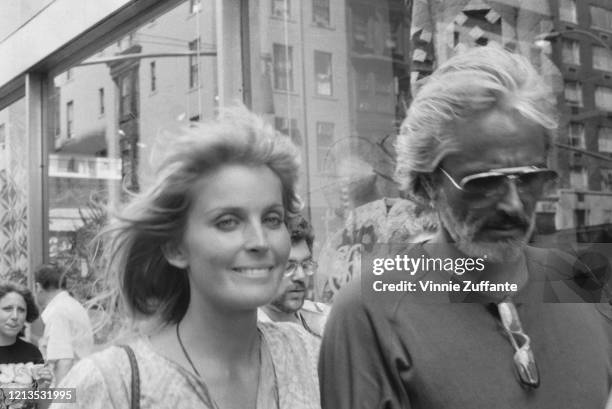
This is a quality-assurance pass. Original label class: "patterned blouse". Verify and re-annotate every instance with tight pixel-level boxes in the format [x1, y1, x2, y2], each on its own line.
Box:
[49, 322, 321, 409]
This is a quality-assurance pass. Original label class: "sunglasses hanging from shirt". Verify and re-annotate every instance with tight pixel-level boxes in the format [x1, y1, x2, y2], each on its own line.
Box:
[497, 301, 540, 388]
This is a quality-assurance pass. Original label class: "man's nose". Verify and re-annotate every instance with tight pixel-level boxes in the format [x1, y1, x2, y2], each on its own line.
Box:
[497, 178, 525, 214]
[292, 264, 307, 280]
[244, 222, 270, 252]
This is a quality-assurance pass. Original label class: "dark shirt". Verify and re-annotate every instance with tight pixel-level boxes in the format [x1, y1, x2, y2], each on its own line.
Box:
[0, 338, 44, 364]
[319, 246, 612, 409]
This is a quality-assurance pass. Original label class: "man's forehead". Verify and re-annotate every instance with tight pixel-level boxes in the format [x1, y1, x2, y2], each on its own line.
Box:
[442, 109, 548, 173]
[289, 240, 311, 260]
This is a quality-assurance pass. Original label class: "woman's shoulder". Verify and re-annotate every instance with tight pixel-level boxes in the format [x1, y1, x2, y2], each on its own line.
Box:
[55, 338, 168, 408]
[0, 338, 43, 364]
[70, 338, 158, 377]
[15, 338, 42, 353]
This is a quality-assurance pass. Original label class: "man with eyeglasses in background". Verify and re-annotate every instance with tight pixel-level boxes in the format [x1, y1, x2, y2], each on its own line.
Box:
[259, 214, 330, 337]
[319, 46, 612, 409]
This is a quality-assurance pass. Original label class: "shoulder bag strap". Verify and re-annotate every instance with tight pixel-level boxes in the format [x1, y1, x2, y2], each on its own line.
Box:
[119, 345, 141, 409]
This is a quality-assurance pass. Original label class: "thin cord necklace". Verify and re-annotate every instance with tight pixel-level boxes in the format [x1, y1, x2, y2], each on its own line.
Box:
[176, 321, 202, 377]
[176, 321, 276, 408]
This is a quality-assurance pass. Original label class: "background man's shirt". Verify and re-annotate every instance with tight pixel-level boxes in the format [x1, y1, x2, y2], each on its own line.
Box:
[40, 291, 94, 361]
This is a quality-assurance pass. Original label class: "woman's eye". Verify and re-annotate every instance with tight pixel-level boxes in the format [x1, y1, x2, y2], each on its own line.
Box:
[263, 214, 283, 228]
[216, 218, 239, 230]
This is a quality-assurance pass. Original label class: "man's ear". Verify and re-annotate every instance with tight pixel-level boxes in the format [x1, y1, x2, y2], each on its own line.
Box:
[162, 241, 189, 269]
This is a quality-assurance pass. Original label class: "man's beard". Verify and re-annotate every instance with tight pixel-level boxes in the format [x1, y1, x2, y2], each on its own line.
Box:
[436, 193, 535, 263]
[270, 282, 306, 314]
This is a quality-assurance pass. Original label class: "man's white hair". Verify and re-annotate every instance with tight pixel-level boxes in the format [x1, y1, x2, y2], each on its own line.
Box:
[395, 46, 558, 204]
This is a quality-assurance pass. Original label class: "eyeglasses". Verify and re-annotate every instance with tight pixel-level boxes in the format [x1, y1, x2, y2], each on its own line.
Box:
[284, 260, 318, 278]
[497, 301, 540, 388]
[440, 166, 557, 198]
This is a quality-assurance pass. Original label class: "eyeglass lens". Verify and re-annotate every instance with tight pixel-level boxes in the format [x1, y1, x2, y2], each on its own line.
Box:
[285, 260, 317, 277]
[463, 170, 556, 197]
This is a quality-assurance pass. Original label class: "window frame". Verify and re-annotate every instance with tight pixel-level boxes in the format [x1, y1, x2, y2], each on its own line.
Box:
[314, 50, 333, 96]
[66, 100, 74, 139]
[150, 61, 157, 92]
[590, 5, 612, 32]
[188, 38, 201, 89]
[559, 0, 577, 24]
[98, 87, 105, 115]
[273, 43, 294, 91]
[271, 0, 291, 19]
[312, 0, 330, 27]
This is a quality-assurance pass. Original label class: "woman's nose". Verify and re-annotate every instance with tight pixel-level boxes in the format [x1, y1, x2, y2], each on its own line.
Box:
[244, 222, 270, 252]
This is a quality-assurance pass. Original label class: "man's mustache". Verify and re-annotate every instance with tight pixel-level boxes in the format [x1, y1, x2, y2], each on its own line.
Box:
[287, 281, 306, 292]
[482, 213, 531, 230]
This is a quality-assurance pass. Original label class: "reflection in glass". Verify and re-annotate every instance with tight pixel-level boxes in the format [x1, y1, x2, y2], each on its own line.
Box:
[46, 1, 218, 316]
[0, 99, 28, 284]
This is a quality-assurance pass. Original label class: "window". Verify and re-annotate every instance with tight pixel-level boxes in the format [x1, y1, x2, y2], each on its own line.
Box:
[316, 122, 334, 171]
[53, 87, 60, 136]
[591, 6, 612, 31]
[189, 39, 200, 89]
[564, 81, 583, 107]
[314, 51, 333, 96]
[273, 43, 294, 91]
[598, 127, 612, 153]
[559, 0, 577, 23]
[561, 39, 580, 65]
[574, 208, 587, 227]
[189, 0, 201, 14]
[595, 86, 612, 111]
[0, 124, 5, 150]
[150, 61, 156, 92]
[98, 88, 105, 115]
[120, 76, 131, 116]
[66, 69, 73, 81]
[593, 46, 612, 71]
[274, 117, 300, 145]
[272, 0, 290, 18]
[66, 101, 74, 139]
[568, 122, 585, 148]
[601, 168, 612, 191]
[313, 0, 330, 26]
[570, 166, 588, 190]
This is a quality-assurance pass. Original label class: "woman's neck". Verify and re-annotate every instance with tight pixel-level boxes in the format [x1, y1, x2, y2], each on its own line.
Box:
[0, 334, 17, 347]
[178, 298, 260, 364]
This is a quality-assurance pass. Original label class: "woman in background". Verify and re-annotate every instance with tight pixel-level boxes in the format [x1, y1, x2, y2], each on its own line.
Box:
[0, 281, 54, 409]
[0, 282, 43, 365]
[52, 106, 320, 409]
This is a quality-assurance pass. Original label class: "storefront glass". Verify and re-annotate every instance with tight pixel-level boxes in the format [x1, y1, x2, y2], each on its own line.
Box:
[47, 0, 218, 301]
[0, 98, 28, 284]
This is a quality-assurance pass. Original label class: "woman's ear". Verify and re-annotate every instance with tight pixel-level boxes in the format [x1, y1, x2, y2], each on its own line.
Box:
[162, 241, 189, 269]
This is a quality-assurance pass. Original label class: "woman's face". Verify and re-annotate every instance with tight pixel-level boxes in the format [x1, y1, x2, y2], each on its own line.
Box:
[167, 164, 291, 312]
[0, 292, 26, 341]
